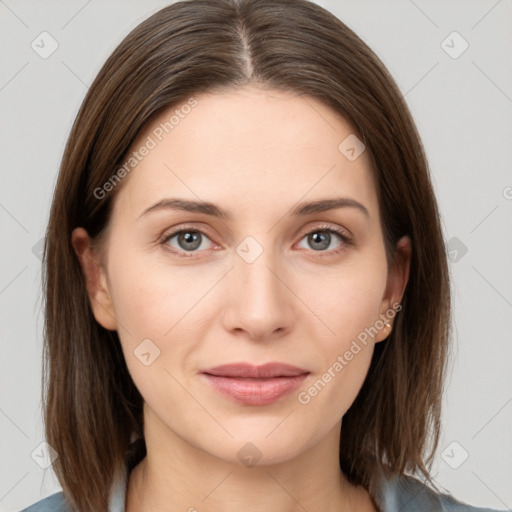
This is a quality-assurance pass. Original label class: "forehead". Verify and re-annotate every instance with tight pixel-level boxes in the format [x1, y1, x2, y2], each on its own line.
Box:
[112, 85, 379, 224]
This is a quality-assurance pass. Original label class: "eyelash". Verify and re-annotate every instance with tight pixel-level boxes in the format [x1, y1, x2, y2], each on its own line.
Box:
[158, 224, 353, 259]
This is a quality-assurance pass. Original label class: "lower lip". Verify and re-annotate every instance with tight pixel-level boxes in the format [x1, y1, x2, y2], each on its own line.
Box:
[201, 373, 309, 406]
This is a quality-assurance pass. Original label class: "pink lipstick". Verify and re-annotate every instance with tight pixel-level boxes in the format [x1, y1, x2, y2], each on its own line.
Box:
[200, 362, 309, 406]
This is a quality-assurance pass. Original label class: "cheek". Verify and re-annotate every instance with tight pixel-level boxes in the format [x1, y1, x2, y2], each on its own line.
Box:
[297, 297, 378, 423]
[297, 252, 388, 343]
[106, 240, 219, 343]
[293, 255, 387, 414]
[105, 249, 200, 415]
[298, 342, 374, 423]
[104, 238, 229, 399]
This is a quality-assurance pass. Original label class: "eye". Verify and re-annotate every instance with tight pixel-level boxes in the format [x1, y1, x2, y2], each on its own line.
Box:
[296, 225, 352, 256]
[159, 224, 352, 259]
[160, 227, 215, 257]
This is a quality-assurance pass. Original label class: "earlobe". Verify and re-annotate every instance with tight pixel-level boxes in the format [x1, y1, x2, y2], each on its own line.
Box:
[374, 319, 393, 343]
[71, 227, 117, 331]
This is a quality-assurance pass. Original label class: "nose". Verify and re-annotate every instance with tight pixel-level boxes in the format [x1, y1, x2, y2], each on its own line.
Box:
[221, 240, 296, 342]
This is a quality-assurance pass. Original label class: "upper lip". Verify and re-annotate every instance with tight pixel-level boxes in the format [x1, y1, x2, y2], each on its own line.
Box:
[200, 363, 309, 378]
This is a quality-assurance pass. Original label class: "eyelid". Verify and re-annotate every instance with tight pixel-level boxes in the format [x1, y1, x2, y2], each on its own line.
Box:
[296, 222, 352, 241]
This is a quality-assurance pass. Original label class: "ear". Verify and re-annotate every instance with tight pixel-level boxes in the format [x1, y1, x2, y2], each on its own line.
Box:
[374, 235, 411, 343]
[71, 227, 117, 331]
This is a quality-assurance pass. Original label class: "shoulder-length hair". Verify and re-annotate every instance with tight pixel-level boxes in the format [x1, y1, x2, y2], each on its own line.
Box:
[42, 0, 450, 510]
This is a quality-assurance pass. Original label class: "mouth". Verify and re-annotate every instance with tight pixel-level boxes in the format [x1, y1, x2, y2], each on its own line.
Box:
[199, 363, 310, 406]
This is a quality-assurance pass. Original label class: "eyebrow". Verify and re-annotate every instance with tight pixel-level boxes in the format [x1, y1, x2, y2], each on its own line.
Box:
[138, 197, 370, 220]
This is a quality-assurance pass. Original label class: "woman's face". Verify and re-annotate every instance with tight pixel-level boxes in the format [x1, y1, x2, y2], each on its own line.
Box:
[73, 85, 410, 466]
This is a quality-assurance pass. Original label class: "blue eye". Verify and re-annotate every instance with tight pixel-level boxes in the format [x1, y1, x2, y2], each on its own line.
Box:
[161, 229, 214, 256]
[297, 226, 352, 256]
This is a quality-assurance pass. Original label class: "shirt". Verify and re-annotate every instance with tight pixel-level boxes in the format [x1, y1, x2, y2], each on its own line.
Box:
[20, 460, 502, 512]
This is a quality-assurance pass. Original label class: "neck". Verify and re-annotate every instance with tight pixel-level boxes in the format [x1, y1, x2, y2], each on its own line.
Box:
[126, 406, 376, 512]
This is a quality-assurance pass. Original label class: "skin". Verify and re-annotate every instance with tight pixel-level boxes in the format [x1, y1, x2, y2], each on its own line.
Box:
[72, 84, 411, 512]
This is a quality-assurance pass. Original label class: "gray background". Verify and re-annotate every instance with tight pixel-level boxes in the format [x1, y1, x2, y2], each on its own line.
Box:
[1, 0, 511, 510]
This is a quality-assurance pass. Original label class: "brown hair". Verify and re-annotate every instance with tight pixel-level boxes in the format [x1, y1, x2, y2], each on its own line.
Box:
[42, 0, 451, 510]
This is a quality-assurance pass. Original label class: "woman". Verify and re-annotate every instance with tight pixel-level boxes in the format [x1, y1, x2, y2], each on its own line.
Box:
[21, 0, 501, 511]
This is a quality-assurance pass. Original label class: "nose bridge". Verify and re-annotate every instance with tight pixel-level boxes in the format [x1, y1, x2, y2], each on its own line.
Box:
[235, 234, 284, 305]
[224, 233, 294, 337]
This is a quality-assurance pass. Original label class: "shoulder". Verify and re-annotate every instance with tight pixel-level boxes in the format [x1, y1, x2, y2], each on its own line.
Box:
[19, 459, 130, 512]
[19, 491, 72, 512]
[374, 471, 503, 512]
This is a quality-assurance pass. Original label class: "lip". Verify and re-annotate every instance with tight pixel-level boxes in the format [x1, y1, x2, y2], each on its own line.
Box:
[200, 363, 310, 406]
[201, 362, 309, 378]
